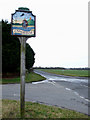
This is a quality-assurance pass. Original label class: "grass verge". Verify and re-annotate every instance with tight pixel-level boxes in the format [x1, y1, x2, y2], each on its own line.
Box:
[1, 72, 46, 84]
[2, 99, 89, 119]
[39, 69, 89, 77]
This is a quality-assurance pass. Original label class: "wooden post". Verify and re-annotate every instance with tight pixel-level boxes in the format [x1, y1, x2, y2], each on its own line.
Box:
[11, 7, 36, 118]
[18, 37, 28, 118]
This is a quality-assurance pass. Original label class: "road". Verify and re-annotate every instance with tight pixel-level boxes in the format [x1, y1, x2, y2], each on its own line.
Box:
[1, 70, 90, 115]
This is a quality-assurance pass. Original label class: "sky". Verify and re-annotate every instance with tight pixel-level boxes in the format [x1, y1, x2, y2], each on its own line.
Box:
[13, 12, 34, 22]
[0, 0, 89, 68]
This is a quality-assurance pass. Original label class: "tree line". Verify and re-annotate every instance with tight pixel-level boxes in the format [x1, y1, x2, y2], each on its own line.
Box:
[2, 20, 35, 74]
[34, 67, 90, 70]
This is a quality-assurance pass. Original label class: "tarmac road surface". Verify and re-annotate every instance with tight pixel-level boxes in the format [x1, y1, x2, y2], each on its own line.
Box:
[1, 70, 90, 115]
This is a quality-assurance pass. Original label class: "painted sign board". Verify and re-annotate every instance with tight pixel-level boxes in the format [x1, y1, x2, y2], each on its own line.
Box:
[11, 9, 36, 37]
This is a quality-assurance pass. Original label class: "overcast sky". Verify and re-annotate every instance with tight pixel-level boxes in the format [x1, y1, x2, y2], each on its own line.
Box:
[0, 0, 89, 68]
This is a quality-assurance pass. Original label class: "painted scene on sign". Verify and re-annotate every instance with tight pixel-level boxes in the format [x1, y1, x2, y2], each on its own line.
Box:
[12, 11, 35, 36]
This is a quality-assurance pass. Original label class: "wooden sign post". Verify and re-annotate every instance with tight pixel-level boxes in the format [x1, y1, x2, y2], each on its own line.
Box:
[18, 37, 27, 118]
[11, 7, 36, 118]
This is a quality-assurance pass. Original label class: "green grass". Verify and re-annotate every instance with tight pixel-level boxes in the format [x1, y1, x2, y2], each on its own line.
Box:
[25, 72, 46, 83]
[39, 69, 89, 77]
[1, 72, 46, 84]
[2, 99, 89, 119]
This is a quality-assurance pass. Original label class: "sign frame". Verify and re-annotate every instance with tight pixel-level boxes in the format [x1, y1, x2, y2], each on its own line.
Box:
[11, 9, 36, 37]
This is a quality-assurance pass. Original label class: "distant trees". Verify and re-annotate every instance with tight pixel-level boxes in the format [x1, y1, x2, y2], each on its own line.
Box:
[2, 20, 35, 73]
[33, 67, 90, 70]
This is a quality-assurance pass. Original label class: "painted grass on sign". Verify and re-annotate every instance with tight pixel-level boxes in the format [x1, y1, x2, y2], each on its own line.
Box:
[2, 99, 88, 118]
[39, 69, 89, 77]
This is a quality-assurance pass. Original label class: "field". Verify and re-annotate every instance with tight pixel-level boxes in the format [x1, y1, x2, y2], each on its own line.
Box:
[1, 99, 89, 119]
[1, 69, 89, 119]
[39, 69, 89, 77]
[1, 72, 46, 84]
[1, 69, 89, 84]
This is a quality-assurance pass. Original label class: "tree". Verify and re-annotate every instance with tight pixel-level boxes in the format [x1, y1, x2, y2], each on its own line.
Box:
[26, 43, 35, 70]
[2, 20, 35, 73]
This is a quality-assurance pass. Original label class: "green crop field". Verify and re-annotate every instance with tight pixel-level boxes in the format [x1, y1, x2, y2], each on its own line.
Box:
[39, 69, 89, 77]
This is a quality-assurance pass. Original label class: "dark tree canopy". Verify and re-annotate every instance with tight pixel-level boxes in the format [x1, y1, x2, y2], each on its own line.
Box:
[2, 20, 35, 73]
[26, 43, 35, 70]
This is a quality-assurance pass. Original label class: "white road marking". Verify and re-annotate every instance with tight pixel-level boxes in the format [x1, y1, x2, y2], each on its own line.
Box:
[13, 94, 20, 96]
[65, 88, 71, 91]
[74, 92, 90, 102]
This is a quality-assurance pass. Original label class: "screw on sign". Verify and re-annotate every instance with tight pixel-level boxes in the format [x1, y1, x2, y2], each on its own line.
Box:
[11, 7, 36, 118]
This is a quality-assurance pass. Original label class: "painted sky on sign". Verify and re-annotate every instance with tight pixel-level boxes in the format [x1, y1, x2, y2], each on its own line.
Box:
[0, 0, 88, 68]
[13, 12, 34, 21]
